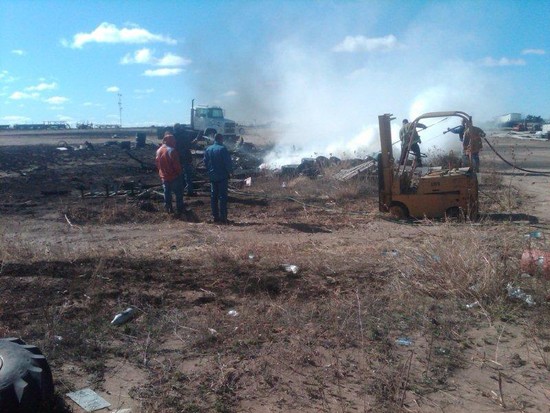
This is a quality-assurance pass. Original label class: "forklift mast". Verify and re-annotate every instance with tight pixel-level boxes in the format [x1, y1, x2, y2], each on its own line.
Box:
[378, 114, 394, 212]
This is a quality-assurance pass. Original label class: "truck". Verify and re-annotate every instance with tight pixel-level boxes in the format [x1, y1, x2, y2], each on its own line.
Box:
[378, 111, 479, 220]
[157, 100, 242, 143]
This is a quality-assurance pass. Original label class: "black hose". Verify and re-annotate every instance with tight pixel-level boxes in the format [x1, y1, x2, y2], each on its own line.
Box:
[483, 136, 550, 176]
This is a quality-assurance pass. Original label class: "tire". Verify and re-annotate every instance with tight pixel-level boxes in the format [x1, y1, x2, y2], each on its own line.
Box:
[0, 338, 54, 413]
[445, 207, 464, 222]
[389, 204, 408, 220]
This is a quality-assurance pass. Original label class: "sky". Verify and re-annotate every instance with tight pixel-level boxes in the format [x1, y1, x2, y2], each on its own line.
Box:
[1, 0, 549, 162]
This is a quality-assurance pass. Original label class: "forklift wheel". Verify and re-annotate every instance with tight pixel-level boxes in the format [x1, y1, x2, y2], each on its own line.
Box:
[389, 204, 408, 220]
[0, 338, 54, 413]
[445, 207, 463, 221]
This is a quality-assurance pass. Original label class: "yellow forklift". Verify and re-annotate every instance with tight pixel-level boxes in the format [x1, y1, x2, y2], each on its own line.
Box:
[377, 112, 478, 219]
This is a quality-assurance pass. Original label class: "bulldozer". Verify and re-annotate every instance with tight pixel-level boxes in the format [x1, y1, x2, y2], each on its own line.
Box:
[377, 111, 478, 220]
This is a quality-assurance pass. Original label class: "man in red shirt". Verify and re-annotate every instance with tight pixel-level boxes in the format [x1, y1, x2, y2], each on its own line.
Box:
[155, 132, 185, 214]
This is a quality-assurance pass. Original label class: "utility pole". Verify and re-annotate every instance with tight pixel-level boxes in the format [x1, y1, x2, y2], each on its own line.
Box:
[118, 93, 123, 127]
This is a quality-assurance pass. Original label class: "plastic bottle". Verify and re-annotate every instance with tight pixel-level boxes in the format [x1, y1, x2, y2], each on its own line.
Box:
[111, 307, 137, 325]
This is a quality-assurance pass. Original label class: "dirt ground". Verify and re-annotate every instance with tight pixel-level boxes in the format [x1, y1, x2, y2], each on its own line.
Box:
[1, 128, 550, 413]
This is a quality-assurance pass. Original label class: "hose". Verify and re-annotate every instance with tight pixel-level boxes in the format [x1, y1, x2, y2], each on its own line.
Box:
[482, 136, 550, 176]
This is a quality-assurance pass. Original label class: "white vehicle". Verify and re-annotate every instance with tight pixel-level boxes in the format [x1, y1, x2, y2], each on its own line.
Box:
[191, 103, 241, 142]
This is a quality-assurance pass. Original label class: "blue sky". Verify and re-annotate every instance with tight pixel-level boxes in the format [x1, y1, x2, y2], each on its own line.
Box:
[1, 0, 548, 138]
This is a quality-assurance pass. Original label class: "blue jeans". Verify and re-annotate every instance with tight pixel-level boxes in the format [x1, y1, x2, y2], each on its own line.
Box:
[182, 162, 195, 195]
[462, 153, 480, 172]
[163, 175, 184, 213]
[210, 180, 228, 221]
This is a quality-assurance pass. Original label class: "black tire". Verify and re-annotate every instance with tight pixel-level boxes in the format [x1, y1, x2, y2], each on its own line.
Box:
[0, 338, 54, 413]
[389, 203, 409, 220]
[445, 206, 464, 222]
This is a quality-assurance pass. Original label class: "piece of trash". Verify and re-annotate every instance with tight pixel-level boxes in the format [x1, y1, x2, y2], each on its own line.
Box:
[208, 328, 218, 336]
[248, 253, 255, 260]
[228, 310, 239, 317]
[66, 388, 110, 412]
[282, 182, 287, 188]
[381, 249, 399, 257]
[326, 276, 337, 284]
[435, 347, 450, 356]
[524, 231, 543, 239]
[520, 273, 531, 279]
[506, 283, 536, 306]
[395, 337, 413, 346]
[111, 307, 137, 326]
[465, 301, 480, 309]
[282, 264, 299, 274]
[53, 335, 63, 342]
[244, 177, 252, 187]
[521, 249, 550, 278]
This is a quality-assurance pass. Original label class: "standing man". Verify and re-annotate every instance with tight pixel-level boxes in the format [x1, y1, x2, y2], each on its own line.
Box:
[204, 133, 232, 223]
[173, 123, 197, 196]
[463, 120, 485, 172]
[399, 119, 426, 166]
[155, 131, 185, 215]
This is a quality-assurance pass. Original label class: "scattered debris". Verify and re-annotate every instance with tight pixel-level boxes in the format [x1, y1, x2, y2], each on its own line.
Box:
[465, 301, 480, 309]
[111, 307, 137, 326]
[520, 249, 550, 278]
[227, 310, 239, 317]
[333, 158, 377, 181]
[506, 283, 535, 306]
[66, 388, 110, 412]
[395, 337, 413, 346]
[525, 230, 543, 239]
[282, 264, 299, 274]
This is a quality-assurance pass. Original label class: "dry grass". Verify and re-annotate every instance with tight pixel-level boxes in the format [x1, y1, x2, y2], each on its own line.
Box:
[1, 162, 549, 412]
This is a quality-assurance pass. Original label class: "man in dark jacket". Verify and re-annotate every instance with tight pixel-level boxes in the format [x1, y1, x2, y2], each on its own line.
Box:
[204, 133, 232, 223]
[173, 123, 197, 196]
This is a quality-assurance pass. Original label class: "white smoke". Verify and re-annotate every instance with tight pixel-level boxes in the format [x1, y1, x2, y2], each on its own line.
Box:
[188, 2, 512, 167]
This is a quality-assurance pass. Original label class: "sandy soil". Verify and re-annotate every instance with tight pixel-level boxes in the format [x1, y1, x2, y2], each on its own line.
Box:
[1, 129, 549, 412]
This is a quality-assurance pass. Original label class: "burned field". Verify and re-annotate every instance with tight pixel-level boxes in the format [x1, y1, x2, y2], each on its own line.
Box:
[1, 132, 550, 412]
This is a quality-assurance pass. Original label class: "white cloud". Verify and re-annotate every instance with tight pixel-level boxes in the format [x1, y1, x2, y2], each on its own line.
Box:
[9, 91, 39, 100]
[25, 82, 58, 91]
[0, 70, 16, 83]
[333, 34, 398, 53]
[11, 49, 26, 56]
[134, 88, 155, 94]
[481, 57, 526, 67]
[521, 49, 545, 55]
[121, 48, 154, 64]
[143, 68, 182, 77]
[1, 115, 30, 123]
[45, 96, 69, 105]
[106, 86, 120, 92]
[156, 53, 191, 67]
[121, 49, 191, 67]
[224, 90, 238, 97]
[68, 22, 177, 48]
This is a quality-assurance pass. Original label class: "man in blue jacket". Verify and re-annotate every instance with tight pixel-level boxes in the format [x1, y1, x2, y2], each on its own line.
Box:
[204, 133, 233, 223]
